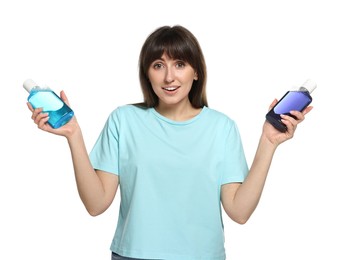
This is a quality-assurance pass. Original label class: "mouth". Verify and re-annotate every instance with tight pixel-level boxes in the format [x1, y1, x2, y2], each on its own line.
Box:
[162, 86, 180, 93]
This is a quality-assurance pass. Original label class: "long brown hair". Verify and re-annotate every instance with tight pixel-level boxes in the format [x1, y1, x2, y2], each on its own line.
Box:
[138, 25, 208, 108]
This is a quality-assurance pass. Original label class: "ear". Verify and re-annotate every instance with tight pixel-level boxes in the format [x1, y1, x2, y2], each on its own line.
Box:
[194, 72, 198, 80]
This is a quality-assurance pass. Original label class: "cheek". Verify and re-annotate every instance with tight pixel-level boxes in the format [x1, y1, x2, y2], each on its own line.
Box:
[148, 72, 161, 86]
[150, 84, 161, 96]
[149, 78, 159, 90]
[184, 77, 195, 88]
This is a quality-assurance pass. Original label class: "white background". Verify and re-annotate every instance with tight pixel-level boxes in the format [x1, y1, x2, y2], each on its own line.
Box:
[1, 0, 340, 259]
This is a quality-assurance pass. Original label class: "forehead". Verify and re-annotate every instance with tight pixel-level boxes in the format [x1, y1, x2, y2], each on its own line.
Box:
[155, 52, 195, 65]
[149, 42, 191, 62]
[156, 53, 181, 61]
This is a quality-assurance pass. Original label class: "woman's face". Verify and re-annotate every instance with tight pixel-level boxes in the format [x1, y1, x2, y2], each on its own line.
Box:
[148, 53, 198, 108]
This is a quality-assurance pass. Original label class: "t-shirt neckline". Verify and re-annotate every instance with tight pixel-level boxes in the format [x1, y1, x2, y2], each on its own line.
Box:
[151, 106, 208, 125]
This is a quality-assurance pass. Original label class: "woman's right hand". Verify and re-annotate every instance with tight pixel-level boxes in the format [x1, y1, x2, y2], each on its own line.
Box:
[27, 90, 80, 139]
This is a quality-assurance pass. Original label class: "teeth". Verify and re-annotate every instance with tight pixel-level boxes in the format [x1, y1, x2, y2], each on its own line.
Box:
[164, 87, 177, 91]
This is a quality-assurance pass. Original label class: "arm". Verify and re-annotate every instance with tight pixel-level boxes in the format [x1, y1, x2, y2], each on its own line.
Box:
[67, 128, 119, 216]
[221, 100, 313, 224]
[28, 91, 119, 216]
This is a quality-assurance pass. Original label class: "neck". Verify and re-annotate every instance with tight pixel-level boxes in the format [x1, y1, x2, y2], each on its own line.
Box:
[155, 100, 202, 122]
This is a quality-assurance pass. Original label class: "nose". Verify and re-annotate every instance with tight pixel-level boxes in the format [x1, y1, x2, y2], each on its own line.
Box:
[164, 67, 175, 83]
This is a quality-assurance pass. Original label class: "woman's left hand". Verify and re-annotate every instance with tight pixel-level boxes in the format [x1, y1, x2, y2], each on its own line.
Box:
[263, 99, 314, 146]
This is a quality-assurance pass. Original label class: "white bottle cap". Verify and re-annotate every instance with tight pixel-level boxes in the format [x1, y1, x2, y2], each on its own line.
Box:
[300, 79, 317, 94]
[23, 79, 38, 93]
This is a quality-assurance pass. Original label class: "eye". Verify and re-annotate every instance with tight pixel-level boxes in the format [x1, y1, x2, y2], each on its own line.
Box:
[175, 61, 186, 68]
[152, 62, 164, 69]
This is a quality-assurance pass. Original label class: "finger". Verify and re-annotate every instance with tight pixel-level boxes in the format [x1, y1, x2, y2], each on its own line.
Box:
[289, 110, 305, 122]
[280, 115, 296, 136]
[31, 107, 43, 121]
[34, 111, 49, 125]
[37, 114, 50, 129]
[60, 90, 71, 106]
[268, 99, 278, 111]
[302, 106, 313, 115]
[26, 102, 34, 112]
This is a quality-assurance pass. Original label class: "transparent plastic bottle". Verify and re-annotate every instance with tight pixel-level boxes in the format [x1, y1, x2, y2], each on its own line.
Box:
[266, 79, 317, 132]
[24, 79, 74, 128]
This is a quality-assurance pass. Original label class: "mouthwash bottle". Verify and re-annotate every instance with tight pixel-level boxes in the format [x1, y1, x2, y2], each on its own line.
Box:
[24, 79, 74, 128]
[266, 79, 317, 132]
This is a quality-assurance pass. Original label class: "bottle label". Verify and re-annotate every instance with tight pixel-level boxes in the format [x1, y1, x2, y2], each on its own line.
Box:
[29, 91, 64, 111]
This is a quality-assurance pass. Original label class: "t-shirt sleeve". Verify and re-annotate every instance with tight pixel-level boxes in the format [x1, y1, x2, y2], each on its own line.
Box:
[220, 121, 249, 185]
[89, 109, 120, 175]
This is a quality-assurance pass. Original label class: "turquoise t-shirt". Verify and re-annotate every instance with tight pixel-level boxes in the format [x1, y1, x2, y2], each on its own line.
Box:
[89, 104, 248, 260]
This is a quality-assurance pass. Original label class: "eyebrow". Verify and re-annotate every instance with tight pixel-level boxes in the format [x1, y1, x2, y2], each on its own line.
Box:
[153, 56, 186, 63]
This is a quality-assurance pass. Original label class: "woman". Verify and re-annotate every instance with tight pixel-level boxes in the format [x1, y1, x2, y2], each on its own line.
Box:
[28, 25, 313, 260]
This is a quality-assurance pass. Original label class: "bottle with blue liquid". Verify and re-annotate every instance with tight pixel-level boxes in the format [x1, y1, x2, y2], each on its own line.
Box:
[266, 79, 317, 132]
[24, 79, 74, 128]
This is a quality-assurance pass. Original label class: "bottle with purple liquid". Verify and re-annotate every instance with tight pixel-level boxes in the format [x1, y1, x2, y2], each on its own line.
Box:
[266, 79, 317, 132]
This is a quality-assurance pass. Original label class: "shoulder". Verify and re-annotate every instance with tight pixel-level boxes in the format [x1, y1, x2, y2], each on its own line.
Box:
[204, 107, 236, 126]
[106, 104, 151, 125]
[204, 108, 245, 147]
[109, 104, 148, 116]
[203, 107, 243, 139]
